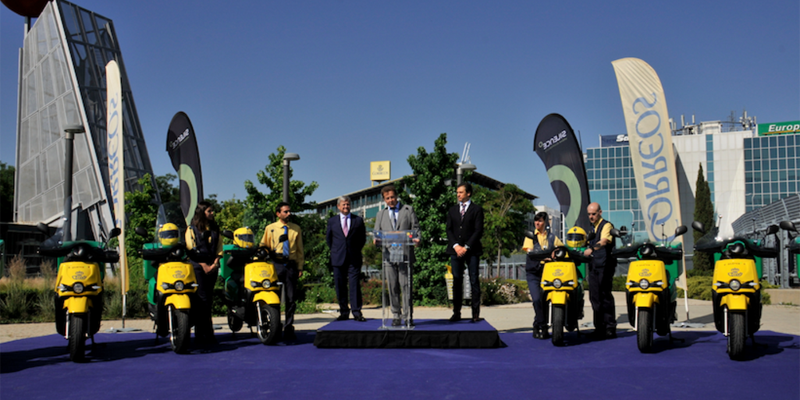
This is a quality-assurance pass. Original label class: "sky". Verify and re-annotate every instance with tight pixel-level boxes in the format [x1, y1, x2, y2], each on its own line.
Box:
[1, 0, 798, 210]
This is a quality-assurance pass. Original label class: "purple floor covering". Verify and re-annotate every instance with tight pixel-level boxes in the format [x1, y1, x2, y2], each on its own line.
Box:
[1, 329, 798, 399]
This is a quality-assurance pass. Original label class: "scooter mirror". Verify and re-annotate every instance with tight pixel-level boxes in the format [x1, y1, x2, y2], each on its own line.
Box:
[610, 228, 621, 238]
[780, 221, 797, 232]
[109, 227, 121, 239]
[691, 221, 705, 233]
[766, 224, 780, 236]
[675, 225, 688, 237]
[221, 230, 234, 239]
[524, 230, 536, 239]
[36, 222, 50, 236]
[134, 227, 149, 238]
[619, 226, 628, 235]
[587, 232, 596, 242]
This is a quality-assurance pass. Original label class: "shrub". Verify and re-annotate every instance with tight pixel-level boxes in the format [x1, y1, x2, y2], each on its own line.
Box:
[361, 279, 382, 306]
[480, 278, 527, 306]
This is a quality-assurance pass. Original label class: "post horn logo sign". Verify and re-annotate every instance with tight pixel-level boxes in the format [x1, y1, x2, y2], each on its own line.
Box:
[172, 270, 186, 279]
[728, 268, 743, 277]
[639, 269, 652, 277]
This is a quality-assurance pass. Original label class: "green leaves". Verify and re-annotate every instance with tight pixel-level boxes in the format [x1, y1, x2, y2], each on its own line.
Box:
[479, 184, 534, 274]
[405, 133, 459, 305]
[693, 163, 714, 272]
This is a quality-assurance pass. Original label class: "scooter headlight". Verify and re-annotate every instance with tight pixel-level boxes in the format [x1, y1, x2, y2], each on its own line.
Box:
[639, 279, 650, 290]
[262, 279, 271, 289]
[250, 281, 260, 288]
[729, 279, 741, 291]
[553, 279, 562, 289]
[174, 281, 185, 291]
[73, 282, 84, 294]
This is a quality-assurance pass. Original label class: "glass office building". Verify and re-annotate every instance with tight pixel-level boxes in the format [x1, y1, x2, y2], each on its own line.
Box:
[13, 0, 155, 239]
[585, 144, 645, 240]
[744, 134, 799, 213]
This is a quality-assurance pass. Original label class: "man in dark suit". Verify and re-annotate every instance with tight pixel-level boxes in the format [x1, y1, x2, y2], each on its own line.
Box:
[446, 183, 485, 322]
[326, 196, 367, 321]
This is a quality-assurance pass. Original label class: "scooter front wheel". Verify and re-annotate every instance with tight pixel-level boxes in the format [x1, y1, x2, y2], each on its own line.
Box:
[256, 301, 280, 345]
[637, 308, 654, 353]
[68, 313, 87, 362]
[551, 305, 565, 347]
[227, 309, 243, 333]
[169, 305, 191, 354]
[728, 312, 746, 360]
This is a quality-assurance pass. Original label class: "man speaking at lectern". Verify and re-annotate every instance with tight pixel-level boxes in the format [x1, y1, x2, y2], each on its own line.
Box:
[374, 185, 419, 326]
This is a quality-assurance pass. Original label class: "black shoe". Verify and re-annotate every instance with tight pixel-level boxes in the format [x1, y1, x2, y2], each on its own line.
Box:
[405, 318, 415, 327]
[283, 326, 296, 342]
[471, 309, 483, 323]
[589, 329, 606, 341]
[533, 329, 542, 339]
[353, 314, 367, 322]
[392, 318, 401, 327]
[605, 329, 617, 339]
[336, 314, 349, 321]
[449, 313, 462, 322]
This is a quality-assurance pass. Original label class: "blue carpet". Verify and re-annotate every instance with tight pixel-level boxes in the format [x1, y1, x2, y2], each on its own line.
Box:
[1, 330, 798, 399]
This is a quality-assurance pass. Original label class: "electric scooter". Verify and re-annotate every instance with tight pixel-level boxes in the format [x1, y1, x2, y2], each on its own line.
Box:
[219, 227, 282, 345]
[37, 219, 120, 362]
[611, 225, 687, 352]
[135, 203, 199, 354]
[692, 221, 779, 360]
[525, 231, 592, 346]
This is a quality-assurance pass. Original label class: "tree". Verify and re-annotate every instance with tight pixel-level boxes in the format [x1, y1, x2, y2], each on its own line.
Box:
[477, 183, 534, 277]
[155, 173, 180, 204]
[693, 163, 714, 273]
[125, 173, 160, 261]
[404, 133, 460, 305]
[242, 145, 319, 242]
[242, 145, 325, 283]
[0, 162, 14, 222]
[215, 196, 245, 235]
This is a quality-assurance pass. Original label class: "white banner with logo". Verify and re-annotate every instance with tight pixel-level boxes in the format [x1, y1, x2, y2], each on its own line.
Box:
[612, 58, 686, 290]
[106, 60, 129, 302]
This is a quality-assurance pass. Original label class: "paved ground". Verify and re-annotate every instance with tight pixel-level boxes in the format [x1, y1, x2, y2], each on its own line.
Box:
[2, 292, 798, 343]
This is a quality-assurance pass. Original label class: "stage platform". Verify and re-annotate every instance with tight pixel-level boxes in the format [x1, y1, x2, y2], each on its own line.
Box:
[313, 318, 503, 348]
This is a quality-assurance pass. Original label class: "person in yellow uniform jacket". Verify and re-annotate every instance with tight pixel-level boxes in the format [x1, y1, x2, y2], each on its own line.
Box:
[521, 212, 563, 339]
[261, 201, 304, 342]
[185, 200, 223, 348]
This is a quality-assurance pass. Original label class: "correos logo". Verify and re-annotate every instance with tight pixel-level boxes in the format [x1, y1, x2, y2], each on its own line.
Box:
[538, 130, 567, 150]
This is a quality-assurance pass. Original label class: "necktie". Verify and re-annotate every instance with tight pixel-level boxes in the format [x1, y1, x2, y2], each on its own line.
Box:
[282, 226, 289, 257]
[391, 209, 397, 230]
[342, 216, 348, 236]
[460, 203, 466, 219]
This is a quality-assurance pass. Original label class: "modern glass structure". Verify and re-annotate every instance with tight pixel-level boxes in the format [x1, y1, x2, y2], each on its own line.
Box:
[585, 145, 644, 239]
[14, 0, 155, 239]
[744, 134, 799, 212]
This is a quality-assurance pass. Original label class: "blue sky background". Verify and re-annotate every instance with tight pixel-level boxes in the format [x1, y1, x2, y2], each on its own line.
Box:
[2, 0, 798, 210]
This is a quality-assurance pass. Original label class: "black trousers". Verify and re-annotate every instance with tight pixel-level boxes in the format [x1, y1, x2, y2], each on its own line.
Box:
[588, 263, 617, 332]
[451, 254, 481, 315]
[333, 262, 362, 316]
[525, 270, 546, 328]
[192, 263, 218, 341]
[275, 262, 300, 329]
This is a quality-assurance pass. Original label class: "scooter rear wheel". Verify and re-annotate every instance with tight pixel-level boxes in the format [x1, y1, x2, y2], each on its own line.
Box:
[728, 312, 746, 360]
[68, 313, 87, 362]
[551, 305, 565, 347]
[170, 305, 191, 354]
[637, 308, 654, 353]
[256, 301, 280, 345]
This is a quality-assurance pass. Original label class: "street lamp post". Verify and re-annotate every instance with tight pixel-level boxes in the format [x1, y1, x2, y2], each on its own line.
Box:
[283, 153, 300, 203]
[62, 125, 85, 242]
[456, 162, 476, 186]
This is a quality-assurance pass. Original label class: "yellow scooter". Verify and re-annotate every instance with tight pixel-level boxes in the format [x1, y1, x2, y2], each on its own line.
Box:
[38, 221, 120, 362]
[526, 231, 592, 346]
[692, 221, 779, 360]
[220, 228, 282, 345]
[135, 204, 199, 354]
[611, 225, 686, 353]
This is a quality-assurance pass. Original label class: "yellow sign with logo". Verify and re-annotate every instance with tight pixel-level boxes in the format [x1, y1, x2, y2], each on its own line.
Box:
[370, 161, 391, 182]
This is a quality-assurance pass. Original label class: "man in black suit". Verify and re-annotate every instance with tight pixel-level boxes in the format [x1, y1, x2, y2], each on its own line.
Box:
[446, 183, 485, 322]
[326, 196, 367, 321]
